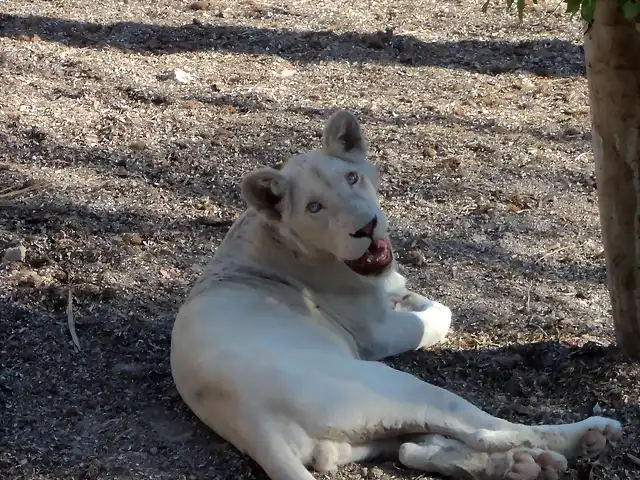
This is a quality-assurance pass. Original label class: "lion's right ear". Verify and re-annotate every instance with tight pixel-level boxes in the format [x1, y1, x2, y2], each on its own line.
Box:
[241, 167, 289, 221]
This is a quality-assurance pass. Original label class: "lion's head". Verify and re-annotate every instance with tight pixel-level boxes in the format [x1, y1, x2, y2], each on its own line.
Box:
[241, 110, 392, 277]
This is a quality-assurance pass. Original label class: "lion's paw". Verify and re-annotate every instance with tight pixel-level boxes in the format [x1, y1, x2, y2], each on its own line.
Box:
[579, 417, 622, 457]
[504, 451, 540, 480]
[504, 450, 567, 480]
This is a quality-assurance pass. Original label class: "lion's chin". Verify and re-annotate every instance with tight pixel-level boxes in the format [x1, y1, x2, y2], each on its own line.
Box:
[344, 239, 393, 277]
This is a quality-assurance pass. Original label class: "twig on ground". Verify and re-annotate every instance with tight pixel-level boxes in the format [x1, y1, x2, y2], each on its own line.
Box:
[66, 287, 81, 351]
[0, 182, 52, 201]
[524, 280, 533, 313]
[534, 242, 587, 265]
[627, 453, 640, 468]
[528, 321, 549, 338]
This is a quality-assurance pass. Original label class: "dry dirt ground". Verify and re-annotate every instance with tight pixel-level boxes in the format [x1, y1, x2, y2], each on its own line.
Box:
[1, 0, 640, 479]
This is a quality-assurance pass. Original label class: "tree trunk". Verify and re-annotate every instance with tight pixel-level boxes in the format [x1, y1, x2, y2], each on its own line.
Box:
[584, 0, 640, 357]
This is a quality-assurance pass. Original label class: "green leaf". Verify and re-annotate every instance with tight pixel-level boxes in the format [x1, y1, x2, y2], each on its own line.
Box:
[622, 0, 640, 20]
[636, 21, 640, 31]
[581, 0, 596, 23]
[517, 0, 525, 19]
[482, 0, 491, 13]
[565, 0, 582, 14]
[618, 0, 630, 10]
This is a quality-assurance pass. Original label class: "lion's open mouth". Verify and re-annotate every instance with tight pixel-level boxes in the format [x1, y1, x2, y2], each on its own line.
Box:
[344, 239, 393, 276]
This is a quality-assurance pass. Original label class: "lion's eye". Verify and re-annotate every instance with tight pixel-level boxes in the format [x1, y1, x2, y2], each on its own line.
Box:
[306, 201, 323, 213]
[346, 172, 359, 185]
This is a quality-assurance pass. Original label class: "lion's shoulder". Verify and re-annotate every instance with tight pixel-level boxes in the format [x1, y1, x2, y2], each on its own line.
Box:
[186, 209, 297, 298]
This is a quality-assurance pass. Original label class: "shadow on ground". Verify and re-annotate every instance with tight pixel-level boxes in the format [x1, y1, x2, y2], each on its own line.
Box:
[0, 122, 602, 290]
[0, 13, 586, 77]
[1, 281, 632, 479]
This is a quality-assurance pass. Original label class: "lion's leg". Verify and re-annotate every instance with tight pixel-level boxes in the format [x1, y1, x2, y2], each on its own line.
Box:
[475, 416, 623, 459]
[370, 270, 452, 359]
[398, 383, 622, 461]
[399, 434, 568, 480]
[414, 395, 621, 461]
[366, 290, 451, 360]
[363, 304, 451, 360]
[322, 361, 622, 469]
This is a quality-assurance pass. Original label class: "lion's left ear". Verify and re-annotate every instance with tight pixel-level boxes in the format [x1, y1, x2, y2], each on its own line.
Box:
[322, 110, 367, 164]
[241, 167, 289, 221]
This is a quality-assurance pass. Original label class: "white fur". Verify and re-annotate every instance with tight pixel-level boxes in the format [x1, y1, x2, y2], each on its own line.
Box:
[170, 110, 622, 480]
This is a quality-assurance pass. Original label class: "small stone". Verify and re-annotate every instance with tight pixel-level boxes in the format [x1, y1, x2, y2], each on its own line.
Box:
[188, 0, 209, 10]
[15, 270, 44, 287]
[368, 467, 383, 479]
[157, 68, 192, 84]
[180, 99, 201, 109]
[85, 134, 99, 145]
[3, 245, 26, 263]
[129, 140, 146, 151]
[424, 146, 437, 158]
[452, 104, 465, 116]
[280, 68, 297, 78]
[149, 446, 159, 455]
[122, 232, 143, 246]
[494, 354, 522, 369]
[519, 78, 536, 92]
[513, 404, 534, 416]
[28, 255, 51, 268]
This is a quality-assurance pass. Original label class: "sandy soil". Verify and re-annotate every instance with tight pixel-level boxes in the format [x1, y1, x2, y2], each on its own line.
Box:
[1, 0, 639, 479]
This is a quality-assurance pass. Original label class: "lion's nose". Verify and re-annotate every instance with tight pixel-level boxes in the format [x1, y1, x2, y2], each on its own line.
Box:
[351, 216, 378, 238]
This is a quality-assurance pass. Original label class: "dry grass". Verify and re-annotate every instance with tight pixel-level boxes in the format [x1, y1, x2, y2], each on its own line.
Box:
[1, 1, 639, 479]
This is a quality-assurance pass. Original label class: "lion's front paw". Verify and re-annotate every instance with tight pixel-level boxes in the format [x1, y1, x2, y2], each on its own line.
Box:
[391, 293, 446, 313]
[414, 302, 451, 348]
[389, 293, 451, 348]
[390, 296, 405, 311]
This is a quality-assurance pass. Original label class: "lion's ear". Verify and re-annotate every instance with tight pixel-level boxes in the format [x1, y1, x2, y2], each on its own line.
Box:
[322, 110, 367, 164]
[241, 167, 289, 221]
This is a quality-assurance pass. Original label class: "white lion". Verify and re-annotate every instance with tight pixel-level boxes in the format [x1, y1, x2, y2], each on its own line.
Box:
[170, 110, 622, 480]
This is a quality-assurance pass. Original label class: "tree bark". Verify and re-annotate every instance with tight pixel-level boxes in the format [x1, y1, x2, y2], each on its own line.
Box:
[584, 0, 640, 357]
